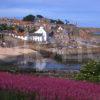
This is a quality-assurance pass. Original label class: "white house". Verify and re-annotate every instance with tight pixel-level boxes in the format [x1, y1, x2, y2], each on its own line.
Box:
[11, 32, 29, 41]
[32, 27, 47, 42]
[11, 27, 48, 42]
[17, 35, 29, 41]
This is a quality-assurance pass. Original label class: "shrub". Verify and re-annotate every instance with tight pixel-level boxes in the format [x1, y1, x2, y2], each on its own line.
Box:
[54, 53, 62, 62]
[0, 90, 35, 100]
[36, 15, 44, 19]
[23, 15, 35, 22]
[75, 60, 100, 82]
[56, 19, 64, 24]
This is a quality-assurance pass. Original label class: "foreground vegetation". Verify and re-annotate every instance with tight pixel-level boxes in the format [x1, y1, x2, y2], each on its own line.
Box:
[76, 60, 100, 82]
[0, 72, 100, 100]
[0, 60, 100, 99]
[0, 90, 34, 100]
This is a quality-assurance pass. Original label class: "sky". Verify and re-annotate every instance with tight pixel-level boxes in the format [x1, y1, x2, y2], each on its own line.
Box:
[0, 0, 100, 27]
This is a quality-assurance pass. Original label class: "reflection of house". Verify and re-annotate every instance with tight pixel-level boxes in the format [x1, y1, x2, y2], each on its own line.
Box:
[35, 59, 47, 71]
[31, 27, 47, 42]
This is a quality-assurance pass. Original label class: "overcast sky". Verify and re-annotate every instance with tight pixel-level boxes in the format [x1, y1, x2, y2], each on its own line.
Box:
[0, 0, 100, 27]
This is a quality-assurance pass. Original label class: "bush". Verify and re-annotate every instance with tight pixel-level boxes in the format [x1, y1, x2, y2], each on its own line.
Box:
[36, 15, 44, 19]
[75, 60, 100, 82]
[0, 24, 15, 31]
[54, 53, 62, 62]
[56, 19, 64, 24]
[0, 90, 35, 100]
[23, 15, 35, 22]
[50, 19, 57, 23]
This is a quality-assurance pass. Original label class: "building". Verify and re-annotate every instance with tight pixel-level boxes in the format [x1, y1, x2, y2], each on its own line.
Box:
[31, 27, 47, 42]
[12, 26, 48, 43]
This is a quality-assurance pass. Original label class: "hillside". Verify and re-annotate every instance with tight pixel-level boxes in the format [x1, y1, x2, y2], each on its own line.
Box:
[0, 15, 100, 46]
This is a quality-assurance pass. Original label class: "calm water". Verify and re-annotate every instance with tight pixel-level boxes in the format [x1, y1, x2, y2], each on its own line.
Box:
[94, 32, 100, 35]
[0, 51, 99, 72]
[15, 52, 100, 72]
[17, 59, 81, 72]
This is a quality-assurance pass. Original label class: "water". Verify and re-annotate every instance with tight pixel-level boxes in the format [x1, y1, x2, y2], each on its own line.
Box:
[15, 51, 100, 72]
[1, 52, 100, 73]
[17, 58, 81, 72]
[1, 51, 99, 72]
[93, 32, 100, 35]
[44, 62, 81, 71]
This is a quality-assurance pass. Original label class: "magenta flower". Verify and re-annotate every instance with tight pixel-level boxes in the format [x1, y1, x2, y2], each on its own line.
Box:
[0, 72, 100, 100]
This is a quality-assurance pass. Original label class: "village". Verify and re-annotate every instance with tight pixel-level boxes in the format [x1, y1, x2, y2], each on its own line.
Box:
[0, 16, 99, 46]
[0, 15, 100, 72]
[0, 0, 100, 98]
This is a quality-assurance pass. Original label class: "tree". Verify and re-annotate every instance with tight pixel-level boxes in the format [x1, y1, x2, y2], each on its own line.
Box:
[23, 15, 35, 22]
[36, 15, 44, 19]
[18, 27, 24, 33]
[7, 26, 15, 30]
[29, 27, 36, 33]
[0, 24, 15, 31]
[75, 60, 100, 82]
[50, 19, 57, 23]
[0, 24, 7, 30]
[56, 19, 64, 24]
[65, 20, 69, 24]
[49, 31, 54, 37]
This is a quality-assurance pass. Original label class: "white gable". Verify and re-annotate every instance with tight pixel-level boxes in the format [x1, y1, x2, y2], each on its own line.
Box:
[34, 27, 46, 34]
[34, 27, 47, 41]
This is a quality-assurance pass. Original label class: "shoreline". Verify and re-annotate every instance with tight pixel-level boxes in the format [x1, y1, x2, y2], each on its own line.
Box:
[0, 47, 36, 61]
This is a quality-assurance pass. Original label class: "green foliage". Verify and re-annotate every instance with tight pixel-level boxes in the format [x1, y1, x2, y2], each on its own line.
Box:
[54, 53, 62, 62]
[50, 19, 57, 23]
[36, 15, 44, 19]
[56, 19, 64, 24]
[65, 20, 70, 24]
[0, 24, 7, 30]
[75, 60, 100, 82]
[29, 27, 36, 33]
[0, 34, 4, 40]
[0, 24, 15, 31]
[23, 14, 35, 21]
[0, 90, 35, 100]
[50, 19, 64, 24]
[18, 26, 24, 32]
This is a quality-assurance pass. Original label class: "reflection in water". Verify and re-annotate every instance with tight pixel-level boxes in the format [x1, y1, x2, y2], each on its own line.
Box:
[35, 59, 47, 71]
[0, 51, 99, 72]
[17, 57, 81, 72]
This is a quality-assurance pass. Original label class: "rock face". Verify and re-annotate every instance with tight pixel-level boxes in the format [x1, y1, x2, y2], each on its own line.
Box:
[78, 28, 100, 42]
[79, 29, 91, 40]
[0, 17, 100, 46]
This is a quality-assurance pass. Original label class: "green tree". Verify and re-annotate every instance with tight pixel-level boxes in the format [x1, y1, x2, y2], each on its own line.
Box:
[56, 19, 64, 24]
[50, 19, 57, 23]
[18, 26, 24, 33]
[29, 27, 36, 33]
[36, 15, 44, 19]
[65, 20, 69, 24]
[75, 60, 100, 82]
[0, 24, 7, 30]
[23, 15, 35, 21]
